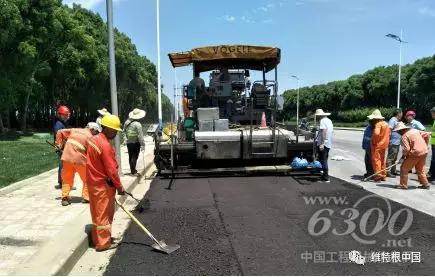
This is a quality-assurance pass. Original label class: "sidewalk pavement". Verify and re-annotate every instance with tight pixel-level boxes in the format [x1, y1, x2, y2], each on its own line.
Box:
[0, 137, 155, 276]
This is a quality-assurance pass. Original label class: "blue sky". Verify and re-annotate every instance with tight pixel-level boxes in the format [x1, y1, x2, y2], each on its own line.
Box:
[65, 0, 435, 103]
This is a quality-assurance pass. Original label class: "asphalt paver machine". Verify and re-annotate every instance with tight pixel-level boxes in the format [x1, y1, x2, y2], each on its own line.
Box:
[153, 45, 318, 177]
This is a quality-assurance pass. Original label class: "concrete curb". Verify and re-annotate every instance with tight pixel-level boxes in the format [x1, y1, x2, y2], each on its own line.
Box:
[0, 168, 58, 196]
[13, 154, 155, 276]
[334, 127, 364, 132]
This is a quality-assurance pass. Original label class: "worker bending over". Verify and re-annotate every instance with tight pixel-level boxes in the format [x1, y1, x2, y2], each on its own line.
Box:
[394, 122, 430, 190]
[123, 108, 146, 175]
[56, 122, 101, 206]
[368, 109, 390, 182]
[87, 114, 126, 251]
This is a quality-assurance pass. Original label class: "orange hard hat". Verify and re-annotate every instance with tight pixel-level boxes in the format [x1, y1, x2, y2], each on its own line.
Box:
[57, 105, 71, 116]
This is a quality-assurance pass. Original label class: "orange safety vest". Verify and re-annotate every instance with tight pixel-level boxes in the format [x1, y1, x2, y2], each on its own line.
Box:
[56, 128, 93, 165]
[183, 97, 190, 118]
[371, 121, 390, 150]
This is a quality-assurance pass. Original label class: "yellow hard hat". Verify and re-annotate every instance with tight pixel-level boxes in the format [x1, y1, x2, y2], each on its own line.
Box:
[100, 114, 122, 131]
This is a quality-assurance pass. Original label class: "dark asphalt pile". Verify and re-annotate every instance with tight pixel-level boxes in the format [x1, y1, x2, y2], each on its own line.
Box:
[105, 175, 435, 275]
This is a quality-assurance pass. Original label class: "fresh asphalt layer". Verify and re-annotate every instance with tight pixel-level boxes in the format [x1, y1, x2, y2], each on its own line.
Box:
[104, 175, 435, 275]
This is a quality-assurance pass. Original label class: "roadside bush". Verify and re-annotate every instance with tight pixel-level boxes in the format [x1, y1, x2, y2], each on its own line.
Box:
[334, 107, 397, 123]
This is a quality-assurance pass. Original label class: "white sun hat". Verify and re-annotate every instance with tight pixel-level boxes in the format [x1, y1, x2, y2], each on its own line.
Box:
[97, 108, 110, 116]
[314, 109, 331, 116]
[393, 122, 410, 132]
[367, 109, 385, 120]
[129, 108, 146, 120]
[86, 122, 102, 132]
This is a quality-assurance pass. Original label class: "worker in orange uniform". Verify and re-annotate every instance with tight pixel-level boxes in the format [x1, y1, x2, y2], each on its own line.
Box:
[394, 122, 430, 190]
[86, 114, 126, 251]
[183, 96, 190, 118]
[368, 109, 390, 182]
[56, 122, 101, 206]
[54, 105, 71, 189]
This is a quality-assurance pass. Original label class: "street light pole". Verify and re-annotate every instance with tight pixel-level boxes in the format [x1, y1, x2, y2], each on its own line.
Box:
[106, 0, 121, 170]
[291, 75, 300, 142]
[174, 68, 178, 124]
[397, 29, 403, 108]
[386, 30, 406, 108]
[156, 0, 162, 127]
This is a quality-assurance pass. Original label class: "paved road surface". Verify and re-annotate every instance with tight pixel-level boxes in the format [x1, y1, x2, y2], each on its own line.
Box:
[104, 175, 435, 275]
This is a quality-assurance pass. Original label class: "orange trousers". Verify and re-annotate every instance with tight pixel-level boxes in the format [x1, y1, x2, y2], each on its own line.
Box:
[371, 148, 387, 181]
[88, 183, 116, 251]
[61, 162, 89, 201]
[400, 154, 429, 188]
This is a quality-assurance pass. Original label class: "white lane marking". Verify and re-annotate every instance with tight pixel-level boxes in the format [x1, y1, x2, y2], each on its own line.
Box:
[331, 155, 351, 161]
[332, 148, 366, 166]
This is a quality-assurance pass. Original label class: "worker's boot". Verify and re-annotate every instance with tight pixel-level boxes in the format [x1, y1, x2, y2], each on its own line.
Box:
[96, 243, 119, 252]
[130, 170, 138, 176]
[61, 197, 71, 206]
[111, 237, 121, 244]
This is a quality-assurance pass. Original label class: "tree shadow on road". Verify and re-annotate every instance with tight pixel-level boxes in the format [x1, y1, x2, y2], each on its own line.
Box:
[376, 183, 418, 190]
[119, 241, 153, 248]
[291, 175, 321, 185]
[350, 174, 364, 180]
[55, 196, 84, 203]
[0, 237, 37, 246]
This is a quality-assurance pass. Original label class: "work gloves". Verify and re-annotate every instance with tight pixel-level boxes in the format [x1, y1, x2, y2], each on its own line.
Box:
[117, 186, 126, 195]
[55, 144, 63, 155]
[319, 144, 325, 151]
[107, 178, 126, 195]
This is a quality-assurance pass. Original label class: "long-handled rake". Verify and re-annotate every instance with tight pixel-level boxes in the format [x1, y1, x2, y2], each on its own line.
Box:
[360, 161, 401, 183]
[124, 191, 146, 213]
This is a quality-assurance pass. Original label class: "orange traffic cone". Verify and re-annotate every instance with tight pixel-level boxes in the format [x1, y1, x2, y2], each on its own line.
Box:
[260, 112, 267, 128]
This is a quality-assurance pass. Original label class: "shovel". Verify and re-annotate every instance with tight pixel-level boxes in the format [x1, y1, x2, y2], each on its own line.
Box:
[115, 198, 180, 254]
